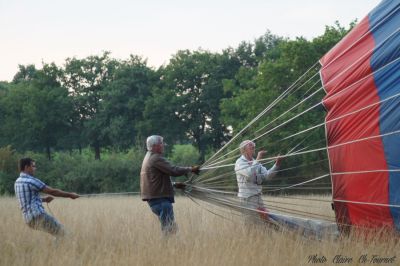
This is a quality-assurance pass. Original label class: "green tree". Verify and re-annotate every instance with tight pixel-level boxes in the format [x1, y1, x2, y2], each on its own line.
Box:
[313, 21, 356, 56]
[221, 23, 350, 132]
[158, 49, 241, 160]
[62, 52, 118, 159]
[101, 55, 157, 150]
[0, 82, 8, 148]
[138, 85, 186, 144]
[220, 31, 286, 131]
[0, 146, 19, 194]
[12, 64, 38, 83]
[1, 64, 72, 159]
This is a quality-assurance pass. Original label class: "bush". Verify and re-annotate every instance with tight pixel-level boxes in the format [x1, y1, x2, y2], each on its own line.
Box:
[0, 146, 18, 173]
[169, 144, 200, 166]
[44, 148, 144, 194]
[168, 144, 200, 182]
[0, 146, 19, 194]
[0, 145, 201, 195]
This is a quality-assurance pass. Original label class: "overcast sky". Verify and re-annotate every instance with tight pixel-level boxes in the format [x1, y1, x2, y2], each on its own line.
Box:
[0, 0, 381, 81]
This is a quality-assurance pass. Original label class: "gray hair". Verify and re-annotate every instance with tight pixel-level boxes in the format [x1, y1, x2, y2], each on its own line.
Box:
[239, 140, 254, 155]
[146, 135, 163, 151]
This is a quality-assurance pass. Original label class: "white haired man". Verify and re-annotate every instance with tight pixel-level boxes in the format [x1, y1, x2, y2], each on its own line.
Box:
[235, 140, 281, 225]
[140, 135, 200, 235]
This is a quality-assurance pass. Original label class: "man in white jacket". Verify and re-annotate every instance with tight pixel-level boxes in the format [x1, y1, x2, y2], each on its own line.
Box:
[235, 140, 281, 225]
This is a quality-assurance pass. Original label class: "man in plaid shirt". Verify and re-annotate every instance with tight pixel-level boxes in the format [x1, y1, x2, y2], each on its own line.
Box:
[14, 158, 79, 237]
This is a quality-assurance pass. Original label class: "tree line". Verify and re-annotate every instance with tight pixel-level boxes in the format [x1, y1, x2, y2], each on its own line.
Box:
[0, 22, 353, 194]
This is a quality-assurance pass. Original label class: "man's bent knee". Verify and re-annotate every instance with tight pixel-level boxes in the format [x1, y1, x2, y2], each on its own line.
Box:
[28, 213, 65, 237]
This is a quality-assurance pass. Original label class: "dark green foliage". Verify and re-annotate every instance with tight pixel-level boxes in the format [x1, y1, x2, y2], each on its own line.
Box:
[158, 49, 242, 161]
[62, 52, 119, 160]
[101, 55, 158, 149]
[0, 146, 19, 195]
[0, 64, 73, 160]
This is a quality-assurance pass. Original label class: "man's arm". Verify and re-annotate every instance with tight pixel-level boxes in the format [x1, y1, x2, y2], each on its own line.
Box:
[173, 182, 186, 189]
[259, 155, 282, 181]
[42, 186, 79, 199]
[154, 156, 192, 177]
[259, 164, 277, 181]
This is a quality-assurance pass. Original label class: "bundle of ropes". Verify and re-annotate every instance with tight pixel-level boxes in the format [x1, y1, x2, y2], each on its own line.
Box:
[181, 8, 400, 232]
[183, 62, 336, 226]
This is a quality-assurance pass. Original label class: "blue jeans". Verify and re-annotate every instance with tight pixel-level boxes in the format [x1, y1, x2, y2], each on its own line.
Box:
[148, 198, 177, 234]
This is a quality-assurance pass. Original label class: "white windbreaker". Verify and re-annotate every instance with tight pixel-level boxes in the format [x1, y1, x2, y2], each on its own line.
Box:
[235, 155, 278, 198]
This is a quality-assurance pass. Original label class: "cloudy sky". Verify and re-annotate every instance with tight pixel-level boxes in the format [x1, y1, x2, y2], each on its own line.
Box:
[0, 0, 381, 81]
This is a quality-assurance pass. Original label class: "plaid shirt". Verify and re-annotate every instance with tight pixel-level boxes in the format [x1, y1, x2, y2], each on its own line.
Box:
[14, 172, 46, 223]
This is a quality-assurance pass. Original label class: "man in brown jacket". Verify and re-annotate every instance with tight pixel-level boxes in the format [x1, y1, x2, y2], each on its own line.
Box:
[140, 135, 200, 234]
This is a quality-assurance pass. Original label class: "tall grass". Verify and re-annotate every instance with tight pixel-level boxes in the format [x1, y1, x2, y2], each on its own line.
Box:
[1, 196, 398, 266]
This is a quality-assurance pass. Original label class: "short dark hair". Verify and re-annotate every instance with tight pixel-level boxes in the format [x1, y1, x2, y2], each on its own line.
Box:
[20, 158, 35, 171]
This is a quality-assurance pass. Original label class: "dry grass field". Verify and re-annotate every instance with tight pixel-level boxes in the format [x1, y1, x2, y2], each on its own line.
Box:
[1, 195, 399, 266]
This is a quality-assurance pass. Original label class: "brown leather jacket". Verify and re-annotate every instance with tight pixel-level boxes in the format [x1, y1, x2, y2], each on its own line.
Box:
[140, 151, 191, 201]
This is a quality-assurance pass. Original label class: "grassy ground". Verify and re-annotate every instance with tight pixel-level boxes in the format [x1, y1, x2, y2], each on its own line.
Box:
[1, 195, 398, 266]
